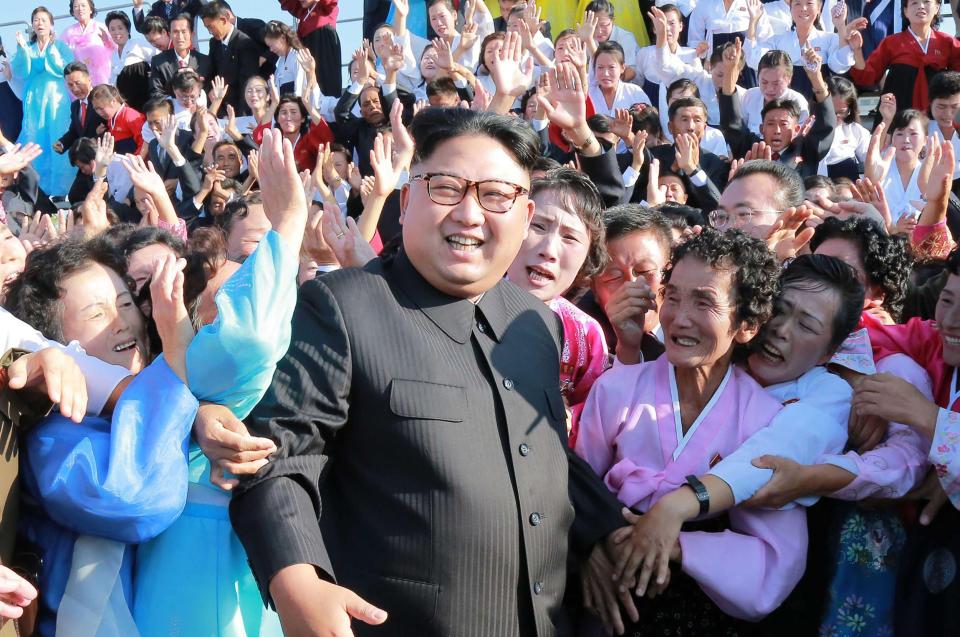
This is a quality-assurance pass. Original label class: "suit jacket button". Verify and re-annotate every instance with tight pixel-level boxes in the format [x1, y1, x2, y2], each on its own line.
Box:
[529, 512, 541, 526]
[519, 443, 530, 456]
[533, 581, 543, 595]
[503, 378, 514, 391]
[477, 321, 486, 333]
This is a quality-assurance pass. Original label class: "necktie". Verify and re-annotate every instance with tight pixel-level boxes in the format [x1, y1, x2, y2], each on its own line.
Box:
[178, 58, 187, 69]
[80, 100, 87, 127]
[771, 151, 781, 161]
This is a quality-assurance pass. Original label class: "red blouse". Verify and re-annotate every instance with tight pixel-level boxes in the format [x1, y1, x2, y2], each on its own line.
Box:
[253, 119, 335, 173]
[850, 30, 960, 112]
[279, 0, 338, 36]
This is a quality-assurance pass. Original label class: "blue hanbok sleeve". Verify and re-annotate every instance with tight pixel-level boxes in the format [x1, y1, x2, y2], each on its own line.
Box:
[10, 45, 33, 80]
[44, 41, 73, 77]
[25, 356, 198, 544]
[186, 230, 299, 419]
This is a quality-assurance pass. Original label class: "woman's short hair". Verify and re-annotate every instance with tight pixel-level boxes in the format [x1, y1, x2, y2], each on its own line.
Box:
[105, 10, 130, 32]
[69, 0, 97, 18]
[828, 76, 860, 124]
[664, 227, 781, 329]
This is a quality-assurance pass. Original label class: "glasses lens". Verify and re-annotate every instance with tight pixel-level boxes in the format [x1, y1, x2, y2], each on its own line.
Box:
[478, 182, 519, 213]
[427, 175, 466, 205]
[709, 210, 729, 228]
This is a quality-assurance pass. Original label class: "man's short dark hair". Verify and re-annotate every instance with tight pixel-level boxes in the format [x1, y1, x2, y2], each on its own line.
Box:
[143, 16, 170, 35]
[63, 61, 90, 77]
[410, 107, 541, 173]
[171, 12, 194, 31]
[69, 137, 97, 166]
[668, 96, 708, 122]
[729, 159, 805, 210]
[143, 96, 174, 116]
[200, 1, 232, 20]
[587, 114, 612, 135]
[105, 10, 130, 32]
[761, 98, 800, 122]
[602, 204, 673, 258]
[779, 253, 866, 352]
[425, 77, 459, 100]
[171, 69, 201, 92]
[667, 78, 700, 102]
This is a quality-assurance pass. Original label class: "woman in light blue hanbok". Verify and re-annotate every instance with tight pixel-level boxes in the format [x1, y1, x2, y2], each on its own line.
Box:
[132, 227, 297, 637]
[5, 237, 199, 637]
[11, 8, 75, 196]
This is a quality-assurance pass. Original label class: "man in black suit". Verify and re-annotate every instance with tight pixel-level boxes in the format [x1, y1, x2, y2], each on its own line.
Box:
[200, 1, 263, 117]
[142, 97, 202, 204]
[54, 62, 105, 155]
[220, 2, 277, 78]
[131, 0, 203, 33]
[227, 108, 625, 636]
[150, 13, 213, 98]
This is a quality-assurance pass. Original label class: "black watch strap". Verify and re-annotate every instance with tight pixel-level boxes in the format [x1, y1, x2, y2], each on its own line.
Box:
[685, 474, 710, 517]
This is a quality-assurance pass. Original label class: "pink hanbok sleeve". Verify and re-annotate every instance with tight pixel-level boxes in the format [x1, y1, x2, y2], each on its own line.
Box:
[680, 506, 807, 621]
[573, 363, 640, 478]
[821, 353, 932, 500]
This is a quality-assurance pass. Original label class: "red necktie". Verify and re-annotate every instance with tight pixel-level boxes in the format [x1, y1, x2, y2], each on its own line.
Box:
[80, 100, 87, 127]
[179, 58, 187, 69]
[771, 151, 781, 161]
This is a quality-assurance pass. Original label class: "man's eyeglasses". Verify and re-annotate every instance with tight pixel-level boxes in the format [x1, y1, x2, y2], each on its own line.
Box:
[708, 208, 780, 229]
[411, 173, 529, 213]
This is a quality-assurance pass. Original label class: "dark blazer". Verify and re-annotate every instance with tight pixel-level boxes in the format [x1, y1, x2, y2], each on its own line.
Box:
[132, 0, 204, 33]
[150, 49, 213, 98]
[332, 86, 398, 176]
[230, 251, 624, 636]
[235, 17, 277, 77]
[208, 28, 262, 117]
[58, 97, 105, 152]
[146, 129, 202, 202]
[720, 89, 837, 179]
[616, 144, 728, 212]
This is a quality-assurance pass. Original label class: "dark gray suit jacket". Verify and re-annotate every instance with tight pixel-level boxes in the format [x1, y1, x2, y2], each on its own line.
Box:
[230, 251, 623, 636]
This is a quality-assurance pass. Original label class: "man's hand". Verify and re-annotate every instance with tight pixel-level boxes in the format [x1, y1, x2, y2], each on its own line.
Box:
[907, 470, 950, 526]
[674, 132, 700, 175]
[581, 540, 637, 635]
[488, 31, 534, 103]
[149, 253, 193, 383]
[271, 564, 388, 637]
[7, 347, 87, 423]
[605, 280, 656, 364]
[256, 128, 309, 255]
[321, 204, 376, 268]
[765, 206, 815, 262]
[193, 403, 277, 490]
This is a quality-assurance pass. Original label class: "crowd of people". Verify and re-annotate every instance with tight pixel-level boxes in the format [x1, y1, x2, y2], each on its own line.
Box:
[0, 0, 958, 635]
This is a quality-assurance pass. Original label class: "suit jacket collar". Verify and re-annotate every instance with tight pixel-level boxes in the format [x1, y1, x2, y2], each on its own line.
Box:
[388, 250, 509, 344]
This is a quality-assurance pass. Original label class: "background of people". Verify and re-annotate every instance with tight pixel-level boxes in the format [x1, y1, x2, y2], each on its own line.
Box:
[0, 1, 958, 636]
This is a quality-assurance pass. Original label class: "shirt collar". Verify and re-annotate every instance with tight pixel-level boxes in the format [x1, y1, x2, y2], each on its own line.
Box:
[388, 250, 509, 343]
[222, 24, 236, 47]
[175, 49, 191, 64]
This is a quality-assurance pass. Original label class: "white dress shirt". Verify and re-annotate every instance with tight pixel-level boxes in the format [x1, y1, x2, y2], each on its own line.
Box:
[741, 86, 809, 134]
[743, 27, 855, 76]
[109, 38, 158, 85]
[818, 121, 870, 175]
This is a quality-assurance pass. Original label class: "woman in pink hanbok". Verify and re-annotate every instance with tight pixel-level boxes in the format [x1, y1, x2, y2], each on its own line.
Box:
[505, 167, 610, 443]
[59, 0, 116, 88]
[575, 228, 806, 635]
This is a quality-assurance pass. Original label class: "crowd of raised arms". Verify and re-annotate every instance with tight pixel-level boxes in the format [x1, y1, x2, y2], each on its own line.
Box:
[2, 0, 960, 635]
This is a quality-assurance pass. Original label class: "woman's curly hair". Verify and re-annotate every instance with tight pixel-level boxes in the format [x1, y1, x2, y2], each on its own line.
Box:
[810, 216, 912, 321]
[3, 237, 130, 343]
[663, 227, 781, 329]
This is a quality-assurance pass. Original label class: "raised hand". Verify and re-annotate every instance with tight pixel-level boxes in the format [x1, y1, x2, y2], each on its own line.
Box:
[488, 31, 534, 99]
[121, 153, 166, 196]
[609, 108, 635, 142]
[347, 162, 362, 191]
[801, 47, 823, 76]
[648, 6, 669, 45]
[434, 37, 453, 71]
[765, 206, 816, 262]
[647, 157, 666, 205]
[564, 35, 588, 69]
[471, 78, 491, 111]
[383, 41, 405, 74]
[14, 32, 26, 50]
[523, 1, 544, 35]
[864, 122, 896, 182]
[297, 47, 317, 78]
[95, 132, 115, 168]
[210, 76, 228, 104]
[746, 0, 764, 29]
[459, 20, 480, 51]
[540, 63, 588, 132]
[370, 133, 400, 198]
[830, 1, 848, 31]
[256, 128, 309, 255]
[158, 113, 178, 151]
[389, 99, 415, 170]
[727, 157, 745, 182]
[578, 10, 599, 45]
[78, 180, 110, 238]
[743, 140, 773, 162]
[878, 93, 897, 126]
[18, 211, 58, 253]
[0, 143, 42, 176]
[321, 205, 377, 268]
[631, 129, 649, 171]
[391, 0, 409, 18]
[149, 253, 193, 383]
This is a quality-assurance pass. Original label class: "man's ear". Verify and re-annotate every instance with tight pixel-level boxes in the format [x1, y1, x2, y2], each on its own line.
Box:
[398, 183, 410, 224]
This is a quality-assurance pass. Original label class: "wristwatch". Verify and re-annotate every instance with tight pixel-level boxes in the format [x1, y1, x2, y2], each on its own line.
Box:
[684, 475, 710, 517]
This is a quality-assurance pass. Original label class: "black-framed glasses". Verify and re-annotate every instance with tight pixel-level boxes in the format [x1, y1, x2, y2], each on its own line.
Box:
[411, 172, 529, 213]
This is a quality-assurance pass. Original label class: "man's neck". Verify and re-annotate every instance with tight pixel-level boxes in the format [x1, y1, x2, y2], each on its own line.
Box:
[175, 46, 190, 58]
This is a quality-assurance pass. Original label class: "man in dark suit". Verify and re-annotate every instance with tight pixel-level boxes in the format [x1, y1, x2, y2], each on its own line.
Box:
[333, 77, 398, 176]
[227, 108, 625, 636]
[131, 0, 204, 33]
[142, 96, 202, 204]
[150, 13, 212, 98]
[54, 62, 105, 155]
[200, 1, 263, 117]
